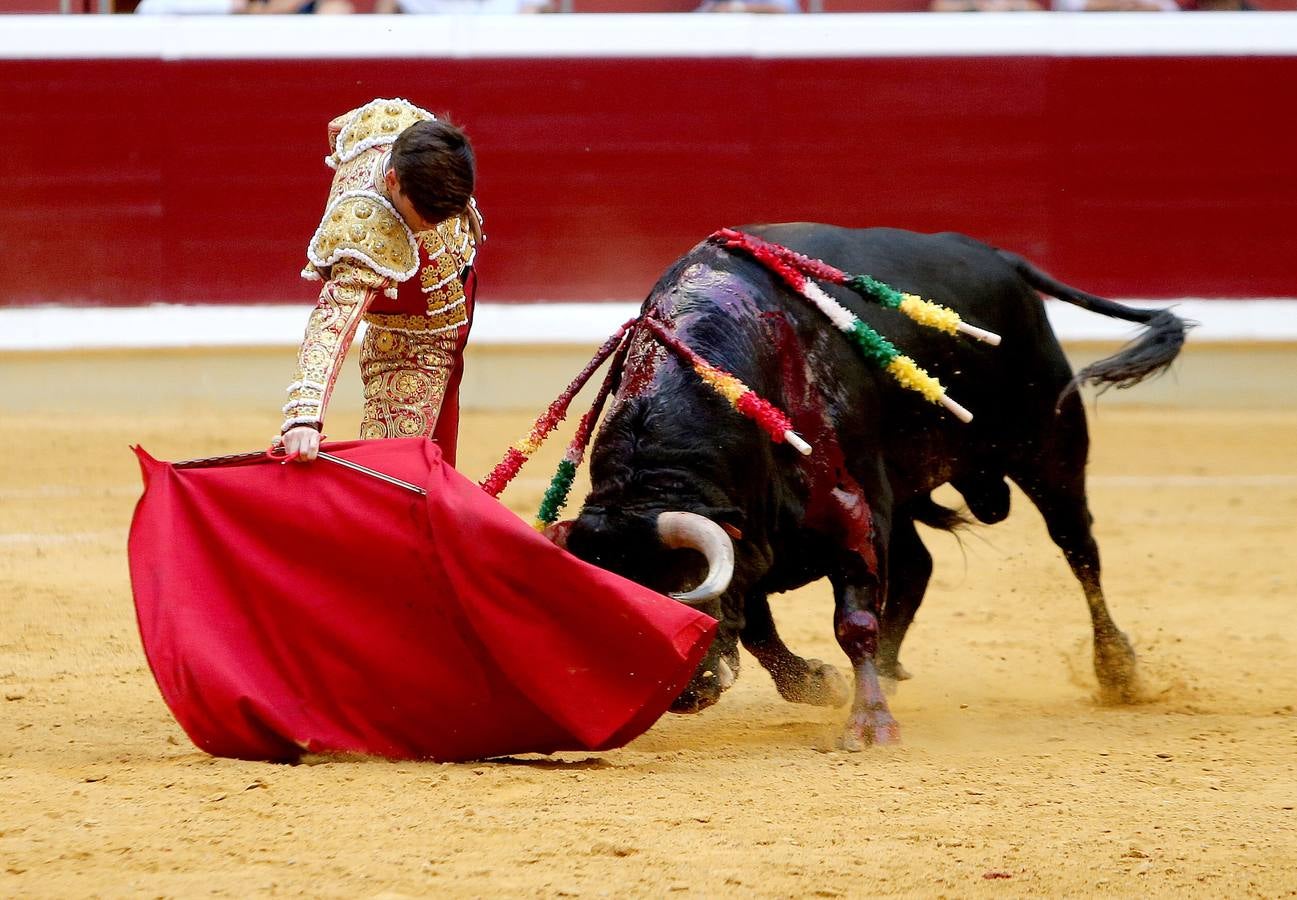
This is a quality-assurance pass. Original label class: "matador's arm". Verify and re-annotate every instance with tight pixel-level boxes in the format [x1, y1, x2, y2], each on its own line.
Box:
[281, 261, 391, 434]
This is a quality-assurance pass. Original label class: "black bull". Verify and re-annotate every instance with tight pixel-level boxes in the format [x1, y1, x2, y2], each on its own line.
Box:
[563, 224, 1188, 749]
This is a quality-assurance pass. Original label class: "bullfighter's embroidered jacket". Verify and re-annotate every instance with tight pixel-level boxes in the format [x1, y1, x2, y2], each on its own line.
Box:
[283, 98, 481, 436]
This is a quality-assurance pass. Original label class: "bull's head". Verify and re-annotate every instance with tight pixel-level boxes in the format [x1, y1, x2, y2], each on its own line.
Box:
[564, 299, 773, 712]
[566, 505, 743, 713]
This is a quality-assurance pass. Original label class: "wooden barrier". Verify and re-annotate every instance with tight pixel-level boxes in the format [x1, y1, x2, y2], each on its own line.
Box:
[2, 15, 1295, 306]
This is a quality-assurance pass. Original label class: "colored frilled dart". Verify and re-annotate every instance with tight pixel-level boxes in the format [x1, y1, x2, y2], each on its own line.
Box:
[534, 318, 808, 528]
[480, 318, 639, 498]
[534, 334, 631, 529]
[641, 317, 812, 455]
[712, 228, 1002, 346]
[710, 228, 1003, 423]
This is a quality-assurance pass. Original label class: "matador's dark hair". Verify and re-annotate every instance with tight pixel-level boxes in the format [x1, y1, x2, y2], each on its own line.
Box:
[390, 119, 476, 225]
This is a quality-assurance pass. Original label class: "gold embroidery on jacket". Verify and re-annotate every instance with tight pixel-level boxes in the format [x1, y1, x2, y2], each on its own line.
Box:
[308, 192, 418, 281]
[412, 215, 478, 318]
[331, 99, 436, 167]
[283, 261, 387, 431]
[363, 302, 468, 334]
[419, 251, 460, 293]
[358, 325, 457, 440]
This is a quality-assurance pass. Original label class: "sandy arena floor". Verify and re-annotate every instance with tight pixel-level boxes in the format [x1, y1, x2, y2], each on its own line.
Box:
[2, 347, 1296, 898]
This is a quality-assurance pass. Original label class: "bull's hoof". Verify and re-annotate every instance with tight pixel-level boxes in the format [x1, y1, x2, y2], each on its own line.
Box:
[1094, 630, 1140, 705]
[669, 673, 723, 714]
[669, 690, 719, 714]
[776, 659, 850, 708]
[836, 709, 901, 751]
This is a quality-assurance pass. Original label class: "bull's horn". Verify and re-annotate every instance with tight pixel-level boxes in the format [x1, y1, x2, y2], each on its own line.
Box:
[656, 511, 735, 606]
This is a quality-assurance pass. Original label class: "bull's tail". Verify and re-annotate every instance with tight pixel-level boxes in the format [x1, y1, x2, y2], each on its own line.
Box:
[997, 250, 1192, 396]
[907, 495, 970, 533]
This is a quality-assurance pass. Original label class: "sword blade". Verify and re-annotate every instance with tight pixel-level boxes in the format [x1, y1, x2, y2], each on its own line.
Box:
[317, 452, 427, 496]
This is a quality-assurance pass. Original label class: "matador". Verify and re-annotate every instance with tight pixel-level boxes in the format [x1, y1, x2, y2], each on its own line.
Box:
[280, 98, 482, 467]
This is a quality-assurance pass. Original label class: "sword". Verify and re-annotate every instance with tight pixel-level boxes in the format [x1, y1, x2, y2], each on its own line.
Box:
[316, 452, 427, 496]
[259, 444, 429, 496]
[177, 445, 427, 496]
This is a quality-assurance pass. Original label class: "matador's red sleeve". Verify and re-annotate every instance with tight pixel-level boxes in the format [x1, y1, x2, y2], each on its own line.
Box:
[281, 261, 391, 434]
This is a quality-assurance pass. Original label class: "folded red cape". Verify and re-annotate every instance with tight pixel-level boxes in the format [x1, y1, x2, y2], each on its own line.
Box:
[127, 438, 715, 762]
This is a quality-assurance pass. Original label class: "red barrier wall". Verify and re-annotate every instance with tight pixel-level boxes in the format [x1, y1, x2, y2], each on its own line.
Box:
[3, 53, 1296, 306]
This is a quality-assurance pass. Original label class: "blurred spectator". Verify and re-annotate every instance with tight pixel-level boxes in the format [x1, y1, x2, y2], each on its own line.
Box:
[696, 1, 800, 11]
[372, 0, 554, 11]
[134, 0, 251, 11]
[1050, 0, 1178, 8]
[136, 0, 353, 11]
[929, 0, 1041, 9]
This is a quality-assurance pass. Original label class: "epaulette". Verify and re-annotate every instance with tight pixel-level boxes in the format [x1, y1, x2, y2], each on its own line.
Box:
[437, 208, 477, 267]
[326, 98, 436, 170]
[305, 190, 419, 283]
[410, 202, 479, 298]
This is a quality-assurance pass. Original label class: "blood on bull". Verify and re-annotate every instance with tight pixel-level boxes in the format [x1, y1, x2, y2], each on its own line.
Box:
[560, 223, 1188, 750]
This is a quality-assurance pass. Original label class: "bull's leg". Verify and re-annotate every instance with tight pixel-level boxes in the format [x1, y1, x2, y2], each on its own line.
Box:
[670, 620, 741, 714]
[1011, 397, 1139, 703]
[877, 516, 931, 683]
[831, 577, 900, 749]
[742, 593, 849, 707]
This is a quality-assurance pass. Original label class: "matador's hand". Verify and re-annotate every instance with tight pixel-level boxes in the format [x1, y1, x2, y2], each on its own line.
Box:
[280, 426, 322, 462]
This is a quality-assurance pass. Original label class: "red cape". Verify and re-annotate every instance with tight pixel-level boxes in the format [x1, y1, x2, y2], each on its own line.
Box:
[127, 438, 714, 762]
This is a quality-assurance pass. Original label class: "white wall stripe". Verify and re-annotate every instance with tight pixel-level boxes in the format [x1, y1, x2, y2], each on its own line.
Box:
[3, 13, 1296, 61]
[0, 300, 1293, 351]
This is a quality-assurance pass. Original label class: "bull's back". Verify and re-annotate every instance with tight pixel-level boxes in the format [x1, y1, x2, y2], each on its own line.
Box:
[743, 222, 1072, 386]
[736, 223, 1077, 495]
[745, 225, 1043, 336]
